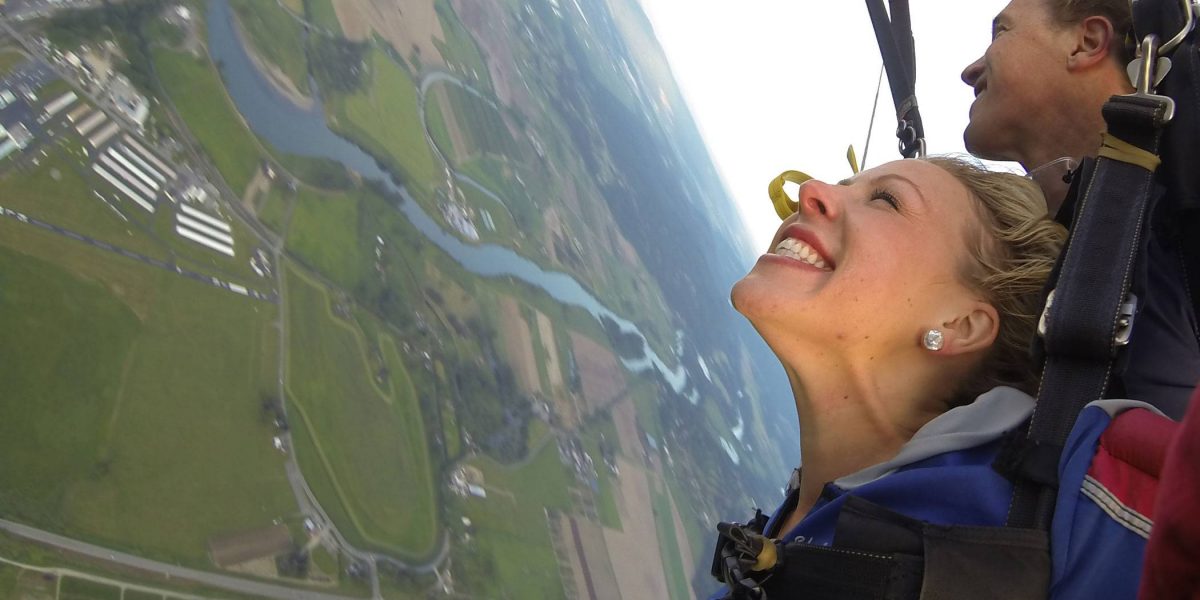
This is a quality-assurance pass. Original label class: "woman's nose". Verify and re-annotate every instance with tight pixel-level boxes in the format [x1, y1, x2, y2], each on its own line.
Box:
[797, 179, 839, 220]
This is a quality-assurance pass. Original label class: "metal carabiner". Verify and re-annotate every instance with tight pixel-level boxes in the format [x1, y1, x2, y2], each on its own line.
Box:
[1127, 34, 1177, 123]
[1158, 0, 1197, 56]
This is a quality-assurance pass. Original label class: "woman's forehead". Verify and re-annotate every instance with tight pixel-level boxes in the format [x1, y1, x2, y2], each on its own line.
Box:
[843, 160, 970, 209]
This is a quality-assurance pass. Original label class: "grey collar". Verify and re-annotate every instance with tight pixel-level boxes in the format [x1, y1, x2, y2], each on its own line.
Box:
[831, 386, 1035, 489]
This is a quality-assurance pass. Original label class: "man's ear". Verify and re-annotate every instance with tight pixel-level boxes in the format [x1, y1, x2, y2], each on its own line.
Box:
[940, 302, 999, 356]
[1068, 15, 1118, 71]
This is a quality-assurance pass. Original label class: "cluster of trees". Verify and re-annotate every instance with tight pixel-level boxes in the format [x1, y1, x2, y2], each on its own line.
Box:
[46, 0, 164, 92]
[449, 348, 532, 462]
[307, 36, 368, 94]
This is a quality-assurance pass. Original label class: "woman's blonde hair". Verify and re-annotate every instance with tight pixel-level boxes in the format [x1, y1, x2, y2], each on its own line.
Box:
[923, 156, 1067, 401]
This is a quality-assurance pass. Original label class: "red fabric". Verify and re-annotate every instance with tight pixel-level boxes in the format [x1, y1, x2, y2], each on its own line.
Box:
[1089, 409, 1177, 519]
[1139, 385, 1200, 600]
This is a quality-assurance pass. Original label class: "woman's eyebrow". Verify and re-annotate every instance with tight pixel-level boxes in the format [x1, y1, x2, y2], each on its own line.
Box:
[875, 173, 927, 206]
[837, 174, 927, 206]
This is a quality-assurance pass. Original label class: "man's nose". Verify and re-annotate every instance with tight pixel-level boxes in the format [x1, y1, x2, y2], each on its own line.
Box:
[961, 55, 984, 87]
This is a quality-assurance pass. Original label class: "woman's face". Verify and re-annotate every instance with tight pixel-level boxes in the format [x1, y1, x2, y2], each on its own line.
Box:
[732, 160, 985, 359]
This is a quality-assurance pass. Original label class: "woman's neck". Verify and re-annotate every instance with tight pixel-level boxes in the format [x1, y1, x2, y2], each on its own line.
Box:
[783, 354, 947, 521]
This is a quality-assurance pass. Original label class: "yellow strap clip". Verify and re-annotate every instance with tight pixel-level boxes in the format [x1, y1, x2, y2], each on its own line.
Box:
[767, 145, 860, 220]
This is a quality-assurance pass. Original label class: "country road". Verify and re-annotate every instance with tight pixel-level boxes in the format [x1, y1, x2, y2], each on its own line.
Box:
[0, 519, 362, 600]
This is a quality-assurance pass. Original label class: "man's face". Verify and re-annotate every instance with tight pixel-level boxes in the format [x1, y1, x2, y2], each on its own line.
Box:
[961, 0, 1074, 162]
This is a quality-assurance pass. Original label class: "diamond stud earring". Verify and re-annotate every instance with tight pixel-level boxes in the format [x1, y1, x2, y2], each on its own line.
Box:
[923, 329, 944, 352]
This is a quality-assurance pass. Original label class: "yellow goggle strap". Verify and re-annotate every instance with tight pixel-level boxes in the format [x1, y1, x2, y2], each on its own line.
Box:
[768, 146, 859, 221]
[768, 170, 813, 220]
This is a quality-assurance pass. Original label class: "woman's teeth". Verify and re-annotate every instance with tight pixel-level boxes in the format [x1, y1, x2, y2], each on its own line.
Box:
[774, 237, 830, 270]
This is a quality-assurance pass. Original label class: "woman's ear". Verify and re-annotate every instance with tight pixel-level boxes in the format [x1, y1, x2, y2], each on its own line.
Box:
[939, 302, 999, 356]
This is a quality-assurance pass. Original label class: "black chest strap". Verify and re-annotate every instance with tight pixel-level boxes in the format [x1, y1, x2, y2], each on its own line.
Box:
[710, 496, 1050, 600]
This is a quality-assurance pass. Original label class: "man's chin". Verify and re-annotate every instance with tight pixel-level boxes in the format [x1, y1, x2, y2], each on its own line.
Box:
[962, 122, 1008, 161]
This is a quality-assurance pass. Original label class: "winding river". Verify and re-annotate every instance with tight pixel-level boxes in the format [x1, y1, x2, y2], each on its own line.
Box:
[203, 0, 714, 411]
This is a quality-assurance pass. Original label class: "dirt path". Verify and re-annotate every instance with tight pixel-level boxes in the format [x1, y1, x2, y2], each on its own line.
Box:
[243, 168, 270, 213]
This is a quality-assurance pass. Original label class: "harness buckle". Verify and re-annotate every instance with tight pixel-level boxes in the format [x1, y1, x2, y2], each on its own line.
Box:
[1114, 294, 1139, 347]
[1037, 289, 1055, 339]
[1126, 35, 1176, 124]
[1039, 290, 1137, 349]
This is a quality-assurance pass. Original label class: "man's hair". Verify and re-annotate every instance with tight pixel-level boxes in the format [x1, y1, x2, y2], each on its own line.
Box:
[1046, 0, 1135, 65]
[923, 156, 1067, 403]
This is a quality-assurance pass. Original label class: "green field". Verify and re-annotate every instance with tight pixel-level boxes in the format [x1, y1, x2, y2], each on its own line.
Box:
[60, 577, 121, 600]
[153, 48, 262, 195]
[0, 49, 27, 75]
[329, 47, 440, 198]
[0, 150, 166, 261]
[0, 227, 295, 565]
[123, 591, 164, 600]
[229, 0, 309, 93]
[455, 442, 574, 599]
[304, 0, 342, 34]
[652, 487, 691, 600]
[0, 245, 142, 529]
[285, 264, 439, 558]
[431, 82, 522, 165]
[258, 185, 290, 235]
[285, 187, 367, 290]
[432, 0, 490, 88]
[581, 418, 622, 530]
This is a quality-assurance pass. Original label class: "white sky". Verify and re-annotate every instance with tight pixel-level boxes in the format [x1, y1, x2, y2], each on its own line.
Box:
[637, 1, 1016, 249]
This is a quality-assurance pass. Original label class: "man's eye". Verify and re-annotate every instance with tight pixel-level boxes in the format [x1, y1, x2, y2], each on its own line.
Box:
[872, 188, 900, 210]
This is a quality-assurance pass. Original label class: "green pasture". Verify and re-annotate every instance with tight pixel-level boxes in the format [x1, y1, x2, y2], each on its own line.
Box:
[123, 591, 164, 600]
[60, 577, 121, 600]
[304, 0, 342, 34]
[285, 264, 440, 558]
[229, 0, 309, 93]
[285, 186, 367, 290]
[581, 417, 622, 530]
[456, 442, 574, 599]
[431, 0, 490, 89]
[152, 48, 262, 195]
[424, 87, 454, 158]
[275, 153, 353, 190]
[328, 47, 440, 198]
[0, 237, 294, 565]
[36, 78, 72, 100]
[0, 148, 165, 260]
[0, 563, 16, 598]
[438, 83, 522, 164]
[0, 49, 26, 75]
[652, 487, 692, 600]
[258, 185, 291, 235]
[0, 245, 141, 532]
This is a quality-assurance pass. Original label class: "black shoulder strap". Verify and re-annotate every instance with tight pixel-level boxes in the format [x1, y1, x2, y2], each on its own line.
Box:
[1004, 20, 1187, 528]
[865, 0, 925, 159]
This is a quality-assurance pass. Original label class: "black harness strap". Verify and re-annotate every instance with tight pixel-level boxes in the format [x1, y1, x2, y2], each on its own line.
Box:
[1006, 94, 1170, 529]
[865, 0, 925, 158]
[710, 514, 922, 600]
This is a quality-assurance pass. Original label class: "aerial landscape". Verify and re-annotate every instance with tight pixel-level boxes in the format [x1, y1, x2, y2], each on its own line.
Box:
[0, 0, 798, 598]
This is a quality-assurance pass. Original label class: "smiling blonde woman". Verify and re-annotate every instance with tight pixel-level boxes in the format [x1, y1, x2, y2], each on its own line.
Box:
[711, 155, 1066, 598]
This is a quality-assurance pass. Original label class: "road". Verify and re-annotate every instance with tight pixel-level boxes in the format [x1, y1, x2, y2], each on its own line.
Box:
[0, 203, 277, 303]
[0, 519, 362, 600]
